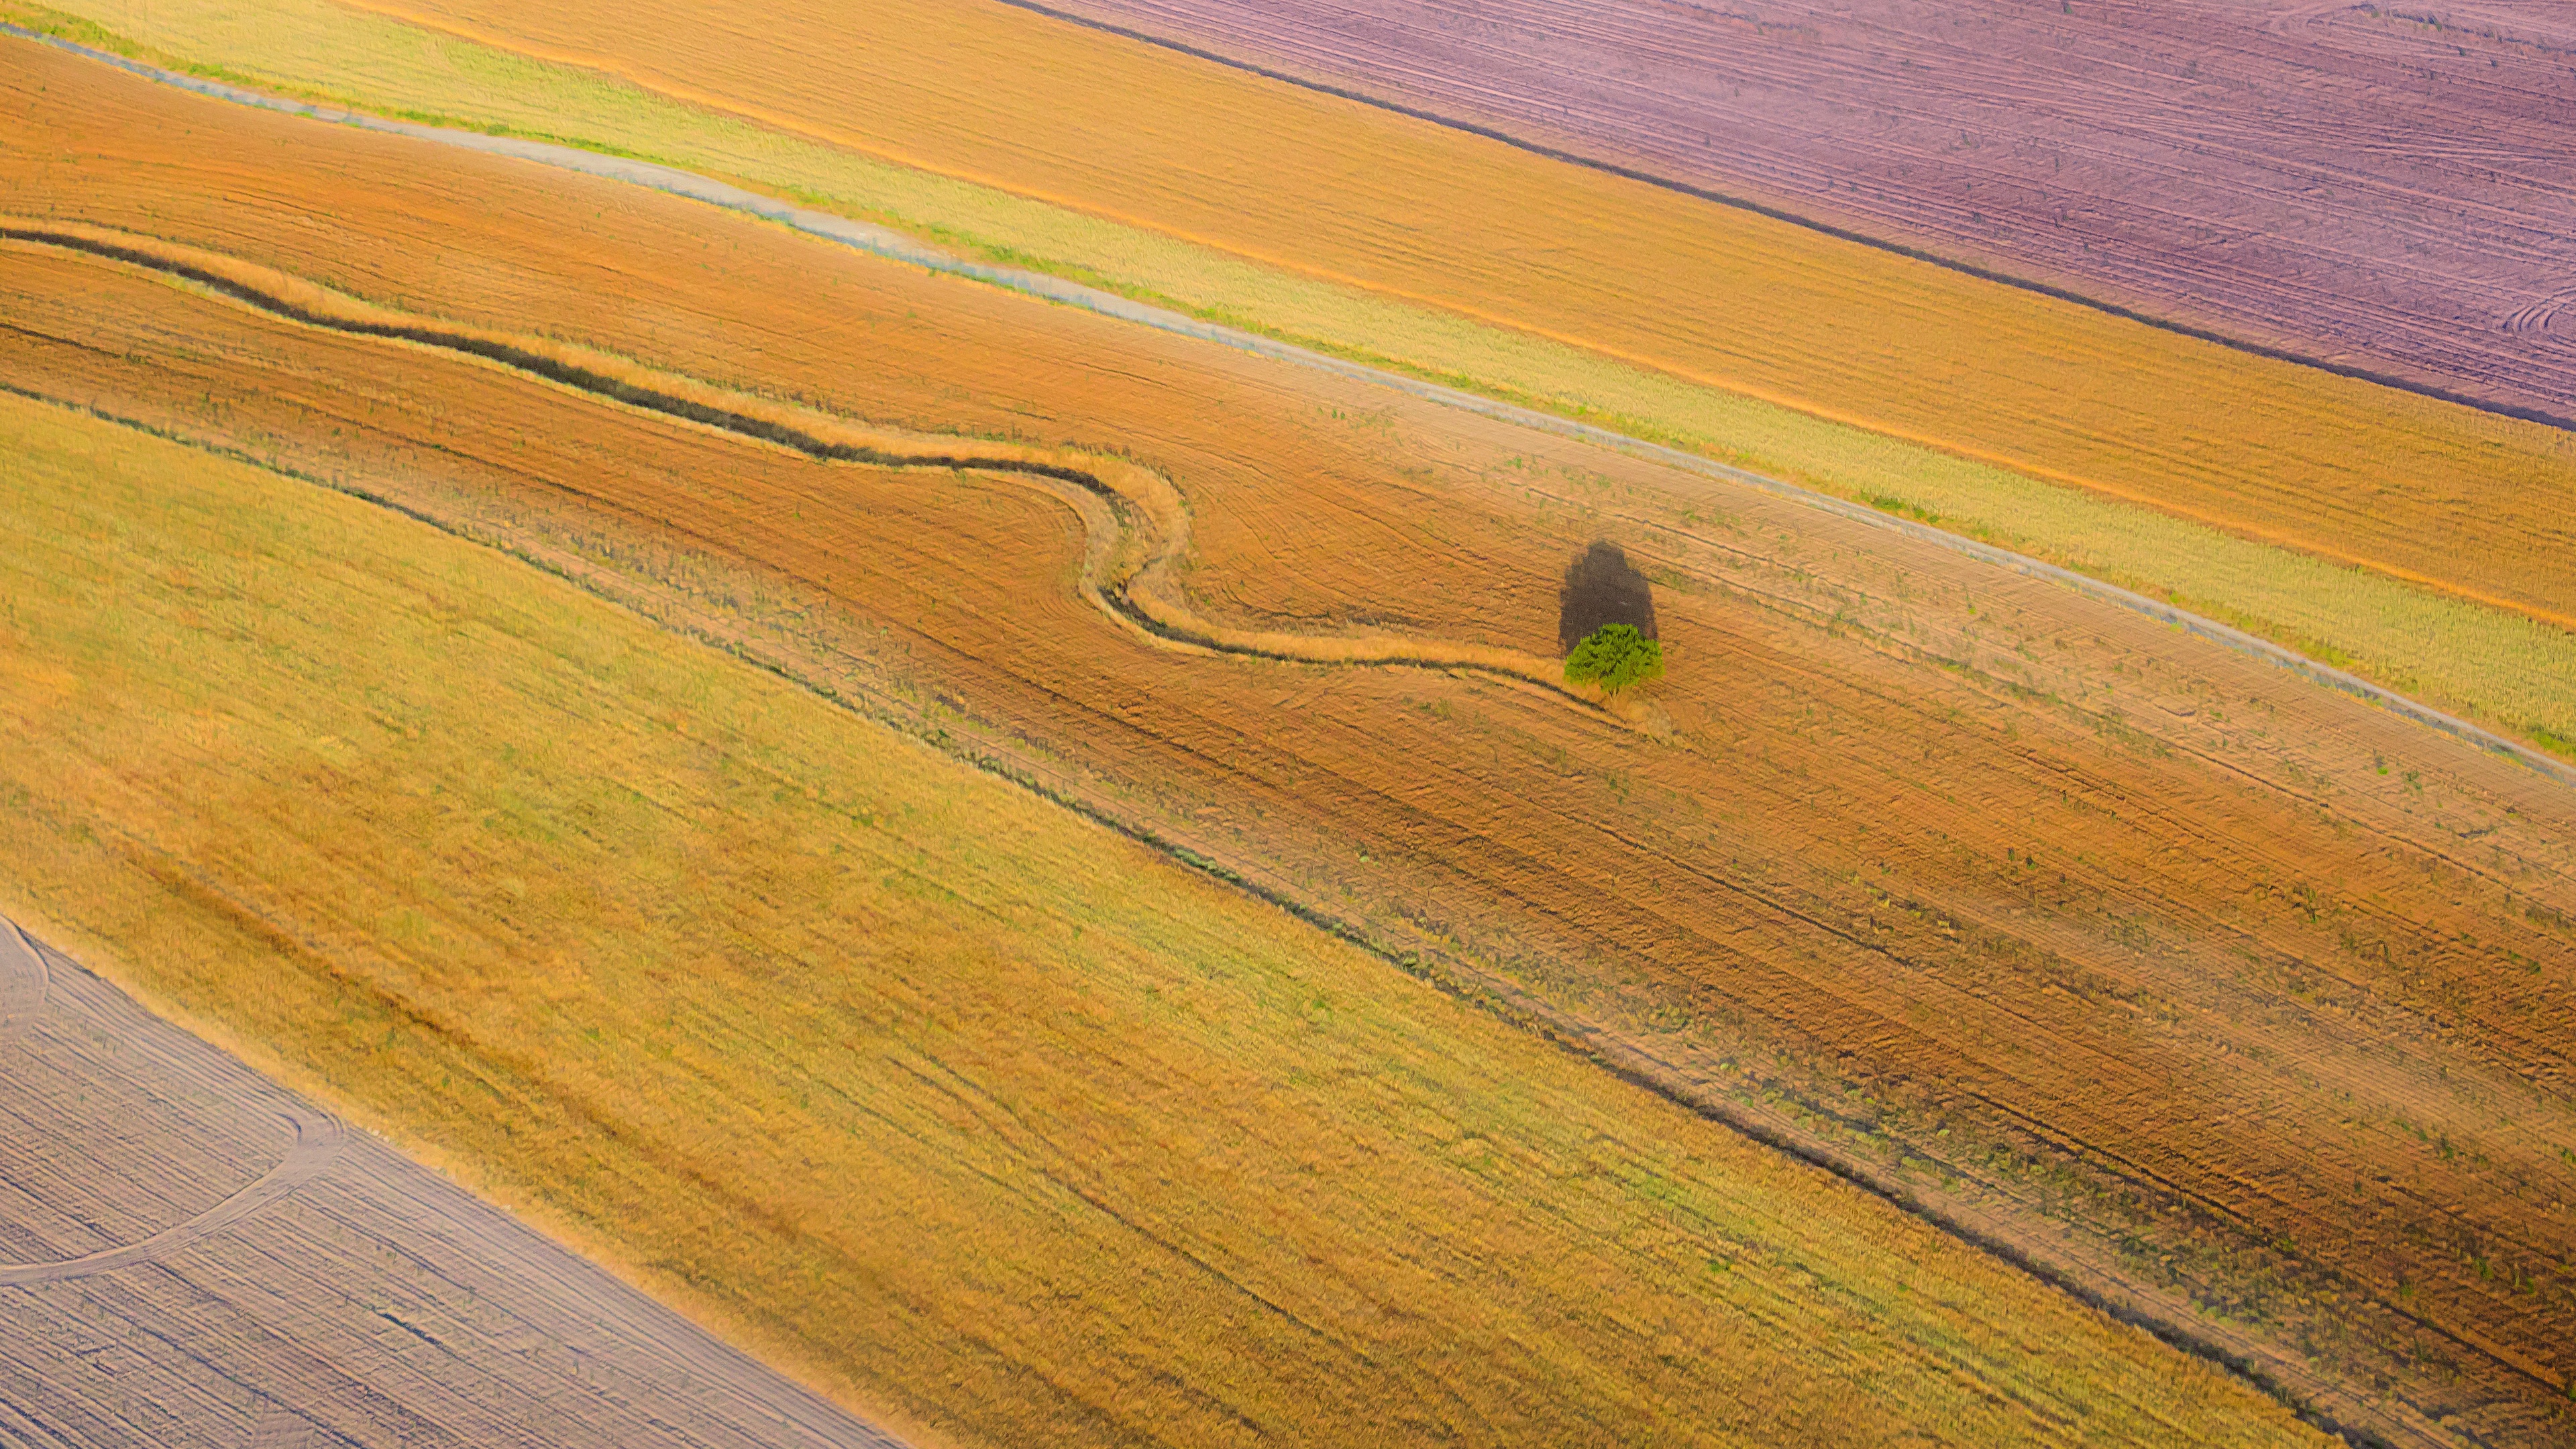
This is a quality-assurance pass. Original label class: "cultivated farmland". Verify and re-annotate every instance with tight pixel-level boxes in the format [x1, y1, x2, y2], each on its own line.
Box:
[3, 48, 2571, 1443]
[0, 389, 2340, 1449]
[130, 0, 2576, 631]
[18, 6, 2576, 759]
[1044, 0, 2576, 423]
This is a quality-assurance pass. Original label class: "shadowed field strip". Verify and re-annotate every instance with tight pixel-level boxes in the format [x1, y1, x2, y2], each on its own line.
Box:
[2, 218, 1646, 720]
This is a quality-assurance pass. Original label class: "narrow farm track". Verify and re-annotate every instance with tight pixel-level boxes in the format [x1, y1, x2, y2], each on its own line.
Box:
[0, 1112, 341, 1287]
[0, 914, 346, 1289]
[0, 221, 1646, 726]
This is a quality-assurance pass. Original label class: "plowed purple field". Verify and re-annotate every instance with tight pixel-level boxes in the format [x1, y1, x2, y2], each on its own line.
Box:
[1035, 0, 2576, 423]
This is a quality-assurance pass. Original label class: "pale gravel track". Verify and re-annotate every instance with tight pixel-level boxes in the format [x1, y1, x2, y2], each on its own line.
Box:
[0, 921, 345, 1290]
[7, 24, 2562, 791]
[0, 916, 910, 1448]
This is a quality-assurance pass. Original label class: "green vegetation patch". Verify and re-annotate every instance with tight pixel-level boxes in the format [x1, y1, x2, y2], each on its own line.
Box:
[1565, 622, 1664, 693]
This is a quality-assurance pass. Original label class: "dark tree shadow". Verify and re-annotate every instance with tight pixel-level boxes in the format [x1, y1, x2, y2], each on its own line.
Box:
[1558, 541, 1657, 653]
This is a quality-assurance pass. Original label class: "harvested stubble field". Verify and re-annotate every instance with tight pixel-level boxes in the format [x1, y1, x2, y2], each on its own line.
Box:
[5, 48, 2573, 1445]
[0, 387, 2343, 1449]
[0, 925, 904, 1449]
[1042, 0, 2576, 423]
[17, 2, 2576, 749]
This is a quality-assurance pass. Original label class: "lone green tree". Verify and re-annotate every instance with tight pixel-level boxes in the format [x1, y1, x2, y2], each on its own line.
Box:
[1563, 623, 1663, 693]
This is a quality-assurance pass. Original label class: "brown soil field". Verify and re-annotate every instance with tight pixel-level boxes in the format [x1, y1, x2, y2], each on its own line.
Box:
[0, 924, 908, 1448]
[5, 37, 2576, 1445]
[258, 0, 2576, 634]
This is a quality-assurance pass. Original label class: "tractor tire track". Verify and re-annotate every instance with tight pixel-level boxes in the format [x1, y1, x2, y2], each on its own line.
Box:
[0, 918, 342, 1286]
[1, 218, 1646, 728]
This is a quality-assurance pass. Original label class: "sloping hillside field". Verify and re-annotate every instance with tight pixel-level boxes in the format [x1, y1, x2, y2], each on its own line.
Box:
[4, 34, 2574, 1446]
[0, 343, 2341, 1442]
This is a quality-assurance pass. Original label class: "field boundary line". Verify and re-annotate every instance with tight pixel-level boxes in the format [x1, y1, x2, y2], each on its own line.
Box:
[7, 25, 2568, 788]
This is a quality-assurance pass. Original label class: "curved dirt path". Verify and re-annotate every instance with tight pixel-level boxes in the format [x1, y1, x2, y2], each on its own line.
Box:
[0, 919, 345, 1286]
[1, 219, 1656, 731]
[0, 1112, 344, 1286]
[2, 25, 2555, 785]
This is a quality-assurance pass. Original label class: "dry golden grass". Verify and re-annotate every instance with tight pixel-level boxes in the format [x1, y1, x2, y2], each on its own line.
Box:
[13, 7, 2576, 754]
[0, 388, 2329, 1447]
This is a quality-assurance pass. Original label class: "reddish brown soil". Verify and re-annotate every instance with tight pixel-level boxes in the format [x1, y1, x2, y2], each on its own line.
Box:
[7, 41, 2576, 1445]
[1040, 0, 2576, 425]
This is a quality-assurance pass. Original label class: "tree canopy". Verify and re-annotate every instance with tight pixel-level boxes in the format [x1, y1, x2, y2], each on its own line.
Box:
[1563, 623, 1663, 693]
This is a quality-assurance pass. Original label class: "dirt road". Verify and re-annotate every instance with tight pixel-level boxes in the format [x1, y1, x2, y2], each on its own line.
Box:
[0, 916, 909, 1448]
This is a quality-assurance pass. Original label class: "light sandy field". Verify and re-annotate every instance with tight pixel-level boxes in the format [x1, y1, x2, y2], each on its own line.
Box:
[0, 923, 906, 1448]
[3, 56, 2571, 1443]
[8, 3, 2575, 760]
[0, 390, 2334, 1448]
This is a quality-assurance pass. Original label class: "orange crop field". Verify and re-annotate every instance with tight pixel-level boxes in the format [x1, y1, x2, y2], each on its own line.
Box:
[8, 386, 2349, 1449]
[5, 40, 2573, 1446]
[279, 0, 2576, 638]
